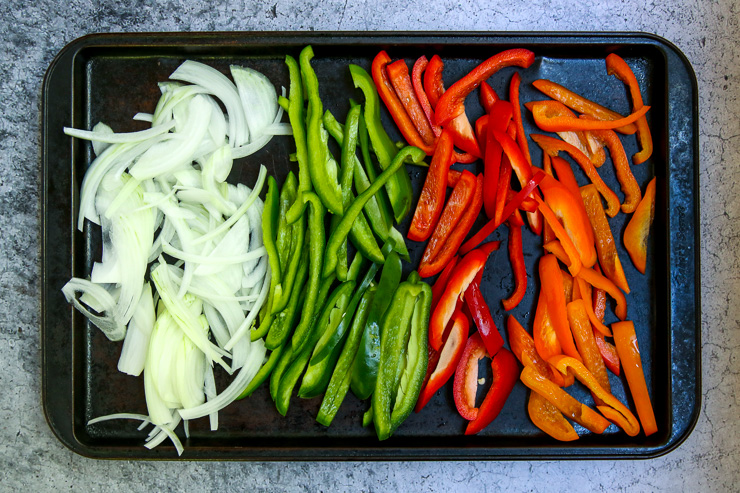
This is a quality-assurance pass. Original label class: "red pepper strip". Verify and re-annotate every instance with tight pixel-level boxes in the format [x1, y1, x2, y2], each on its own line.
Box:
[475, 115, 488, 156]
[510, 72, 532, 166]
[567, 299, 611, 406]
[415, 310, 469, 412]
[549, 355, 640, 436]
[465, 347, 518, 435]
[531, 133, 621, 217]
[520, 365, 611, 434]
[448, 111, 482, 157]
[532, 100, 650, 133]
[477, 240, 501, 259]
[465, 278, 505, 357]
[605, 54, 653, 165]
[372, 51, 434, 154]
[423, 54, 445, 110]
[539, 174, 596, 269]
[575, 277, 612, 337]
[480, 81, 499, 114]
[483, 101, 514, 218]
[460, 171, 546, 255]
[411, 55, 442, 138]
[419, 173, 484, 278]
[531, 79, 637, 135]
[493, 154, 513, 226]
[589, 128, 642, 214]
[436, 48, 536, 127]
[535, 197, 583, 276]
[577, 266, 628, 321]
[430, 255, 459, 312]
[593, 328, 621, 376]
[428, 247, 489, 350]
[453, 331, 487, 421]
[539, 254, 582, 362]
[624, 177, 657, 274]
[507, 190, 538, 212]
[612, 320, 657, 436]
[387, 59, 436, 147]
[528, 391, 579, 441]
[408, 129, 455, 242]
[502, 220, 526, 311]
[550, 156, 580, 197]
[418, 170, 477, 277]
[454, 151, 478, 164]
[447, 169, 462, 188]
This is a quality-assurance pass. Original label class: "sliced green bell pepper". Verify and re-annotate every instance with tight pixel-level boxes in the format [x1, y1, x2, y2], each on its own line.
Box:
[265, 242, 309, 350]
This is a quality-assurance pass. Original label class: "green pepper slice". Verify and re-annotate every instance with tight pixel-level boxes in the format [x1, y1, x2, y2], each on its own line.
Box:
[252, 175, 282, 341]
[265, 242, 309, 350]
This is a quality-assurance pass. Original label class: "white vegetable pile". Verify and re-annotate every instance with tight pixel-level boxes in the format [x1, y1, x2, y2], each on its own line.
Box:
[62, 61, 291, 455]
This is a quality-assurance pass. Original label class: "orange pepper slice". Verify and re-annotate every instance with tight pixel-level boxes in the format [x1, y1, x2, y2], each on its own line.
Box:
[577, 266, 628, 321]
[589, 128, 642, 214]
[539, 254, 581, 362]
[528, 391, 579, 441]
[531, 100, 650, 133]
[624, 177, 657, 274]
[566, 299, 611, 405]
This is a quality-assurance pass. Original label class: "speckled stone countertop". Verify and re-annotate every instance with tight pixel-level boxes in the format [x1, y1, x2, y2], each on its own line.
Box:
[1, 0, 738, 491]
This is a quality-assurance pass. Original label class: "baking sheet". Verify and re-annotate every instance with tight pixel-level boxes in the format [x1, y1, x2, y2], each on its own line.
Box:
[41, 32, 700, 460]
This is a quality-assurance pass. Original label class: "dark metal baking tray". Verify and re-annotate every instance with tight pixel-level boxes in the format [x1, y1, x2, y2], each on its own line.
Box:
[41, 32, 700, 460]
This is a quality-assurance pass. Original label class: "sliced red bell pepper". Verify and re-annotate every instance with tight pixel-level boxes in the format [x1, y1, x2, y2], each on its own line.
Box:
[593, 327, 621, 376]
[453, 331, 488, 421]
[624, 177, 656, 274]
[493, 148, 513, 227]
[612, 320, 657, 435]
[605, 53, 653, 165]
[372, 51, 434, 154]
[448, 111, 482, 157]
[435, 48, 536, 127]
[531, 133, 621, 217]
[419, 173, 484, 278]
[423, 54, 445, 110]
[539, 254, 581, 362]
[411, 55, 442, 138]
[502, 218, 526, 311]
[387, 59, 436, 147]
[408, 129, 455, 242]
[475, 115, 488, 156]
[430, 254, 459, 312]
[428, 246, 492, 351]
[447, 169, 462, 188]
[415, 309, 469, 412]
[464, 277, 504, 357]
[531, 78, 637, 134]
[589, 127, 642, 214]
[509, 72, 532, 166]
[465, 347, 518, 435]
[532, 100, 650, 133]
[480, 81, 499, 114]
[483, 101, 514, 219]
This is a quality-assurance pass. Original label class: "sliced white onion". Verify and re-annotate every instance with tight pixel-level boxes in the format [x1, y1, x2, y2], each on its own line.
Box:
[61, 279, 125, 341]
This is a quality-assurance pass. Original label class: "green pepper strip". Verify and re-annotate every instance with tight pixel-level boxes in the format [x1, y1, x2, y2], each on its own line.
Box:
[323, 146, 425, 278]
[350, 250, 403, 400]
[312, 242, 392, 365]
[276, 279, 350, 415]
[317, 285, 377, 426]
[283, 54, 312, 222]
[322, 109, 385, 265]
[289, 192, 325, 355]
[276, 171, 297, 268]
[252, 175, 282, 341]
[349, 64, 415, 222]
[362, 404, 374, 427]
[237, 344, 285, 400]
[298, 280, 358, 399]
[272, 174, 304, 315]
[346, 252, 367, 282]
[300, 45, 343, 216]
[265, 242, 309, 350]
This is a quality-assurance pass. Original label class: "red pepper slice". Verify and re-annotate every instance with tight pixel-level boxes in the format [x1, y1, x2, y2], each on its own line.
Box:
[465, 347, 518, 435]
[480, 81, 499, 114]
[448, 111, 482, 157]
[408, 129, 455, 242]
[493, 153, 513, 226]
[419, 173, 484, 278]
[475, 115, 488, 156]
[372, 51, 434, 154]
[423, 54, 445, 110]
[593, 328, 621, 376]
[605, 54, 653, 165]
[415, 310, 469, 412]
[502, 219, 526, 311]
[447, 169, 462, 188]
[483, 101, 514, 219]
[464, 278, 504, 357]
[509, 72, 532, 166]
[430, 254, 459, 312]
[531, 100, 650, 133]
[387, 59, 436, 147]
[411, 55, 442, 138]
[435, 48, 536, 127]
[428, 247, 491, 351]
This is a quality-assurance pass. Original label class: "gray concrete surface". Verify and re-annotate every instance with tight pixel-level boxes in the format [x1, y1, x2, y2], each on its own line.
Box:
[1, 0, 738, 491]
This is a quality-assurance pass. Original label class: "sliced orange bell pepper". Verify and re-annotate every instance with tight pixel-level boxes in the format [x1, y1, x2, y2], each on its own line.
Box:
[612, 320, 658, 436]
[533, 288, 562, 362]
[549, 355, 640, 436]
[580, 184, 630, 294]
[520, 365, 610, 434]
[624, 177, 657, 274]
[567, 300, 611, 405]
[508, 315, 558, 380]
[577, 266, 628, 321]
[589, 128, 642, 214]
[540, 254, 581, 362]
[550, 156, 580, 197]
[528, 391, 579, 441]
[605, 54, 653, 165]
[531, 133, 621, 217]
[531, 100, 650, 133]
[531, 79, 637, 134]
[535, 197, 582, 276]
[575, 277, 612, 337]
[561, 268, 574, 304]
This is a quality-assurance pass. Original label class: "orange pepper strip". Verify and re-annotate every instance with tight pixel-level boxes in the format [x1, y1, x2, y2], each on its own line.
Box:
[520, 365, 610, 434]
[561, 268, 574, 305]
[549, 355, 640, 436]
[532, 100, 650, 133]
[577, 266, 628, 321]
[566, 300, 611, 405]
[624, 177, 657, 274]
[605, 54, 653, 165]
[592, 263, 608, 322]
[535, 197, 583, 276]
[507, 315, 563, 384]
[543, 240, 568, 265]
[531, 134, 620, 217]
[584, 131, 607, 167]
[612, 321, 658, 436]
[531, 79, 637, 135]
[539, 254, 581, 362]
[580, 184, 630, 294]
[528, 391, 579, 441]
[576, 277, 612, 337]
[533, 289, 562, 361]
[589, 128, 642, 214]
[550, 156, 580, 197]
